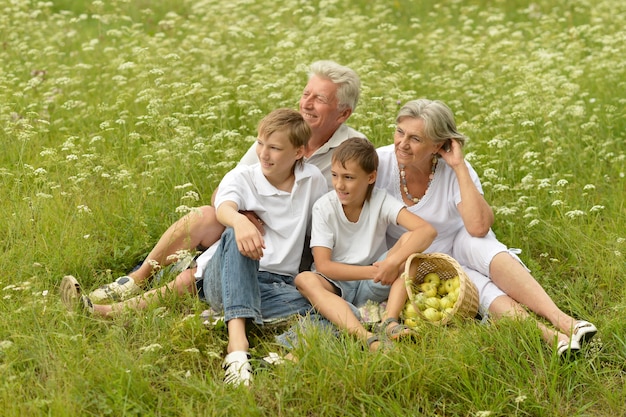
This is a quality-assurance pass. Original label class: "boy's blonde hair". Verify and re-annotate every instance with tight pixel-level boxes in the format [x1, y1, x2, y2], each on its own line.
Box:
[257, 108, 311, 167]
[332, 137, 377, 201]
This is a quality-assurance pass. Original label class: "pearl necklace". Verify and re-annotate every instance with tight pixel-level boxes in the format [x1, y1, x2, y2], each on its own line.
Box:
[399, 156, 438, 204]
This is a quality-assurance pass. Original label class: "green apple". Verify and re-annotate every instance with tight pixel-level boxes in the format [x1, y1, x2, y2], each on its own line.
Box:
[444, 279, 455, 294]
[422, 307, 442, 322]
[425, 297, 441, 310]
[413, 292, 427, 310]
[437, 282, 449, 296]
[403, 302, 419, 319]
[439, 295, 455, 310]
[404, 318, 419, 329]
[450, 276, 461, 290]
[423, 272, 440, 286]
[419, 282, 437, 298]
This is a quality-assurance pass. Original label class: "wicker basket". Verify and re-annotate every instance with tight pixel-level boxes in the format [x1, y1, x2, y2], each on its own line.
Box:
[402, 252, 479, 326]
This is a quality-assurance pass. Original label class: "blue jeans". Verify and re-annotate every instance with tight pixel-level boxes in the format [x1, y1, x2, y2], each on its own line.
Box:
[198, 228, 312, 325]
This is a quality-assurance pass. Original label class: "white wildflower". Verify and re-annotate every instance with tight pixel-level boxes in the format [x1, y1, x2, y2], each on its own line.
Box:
[527, 219, 540, 228]
[77, 205, 92, 214]
[565, 210, 585, 218]
[139, 343, 163, 353]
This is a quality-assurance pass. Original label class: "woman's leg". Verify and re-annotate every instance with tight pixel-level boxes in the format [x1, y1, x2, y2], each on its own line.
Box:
[488, 294, 569, 345]
[453, 229, 580, 337]
[489, 252, 577, 337]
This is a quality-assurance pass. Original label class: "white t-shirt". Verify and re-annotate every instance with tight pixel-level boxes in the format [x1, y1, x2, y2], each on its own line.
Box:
[310, 187, 405, 266]
[375, 144, 483, 254]
[195, 162, 327, 277]
[238, 124, 367, 190]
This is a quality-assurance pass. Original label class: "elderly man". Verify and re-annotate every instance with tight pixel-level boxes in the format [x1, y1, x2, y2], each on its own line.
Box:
[89, 60, 366, 303]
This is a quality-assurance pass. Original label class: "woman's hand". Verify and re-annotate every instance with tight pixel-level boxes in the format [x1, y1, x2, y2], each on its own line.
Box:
[437, 139, 464, 168]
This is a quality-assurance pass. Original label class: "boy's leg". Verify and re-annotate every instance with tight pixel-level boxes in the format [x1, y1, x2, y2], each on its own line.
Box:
[203, 228, 259, 386]
[296, 272, 376, 347]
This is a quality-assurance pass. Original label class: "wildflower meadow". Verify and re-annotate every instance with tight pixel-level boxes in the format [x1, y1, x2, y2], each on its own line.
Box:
[1, 0, 625, 415]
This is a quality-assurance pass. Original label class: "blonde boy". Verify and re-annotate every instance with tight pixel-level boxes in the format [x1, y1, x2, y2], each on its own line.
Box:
[61, 109, 327, 386]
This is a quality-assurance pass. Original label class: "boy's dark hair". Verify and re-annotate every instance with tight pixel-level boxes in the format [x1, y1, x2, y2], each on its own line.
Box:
[258, 108, 311, 167]
[332, 137, 378, 201]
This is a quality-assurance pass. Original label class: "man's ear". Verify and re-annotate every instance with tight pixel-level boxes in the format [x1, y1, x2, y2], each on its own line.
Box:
[337, 107, 352, 124]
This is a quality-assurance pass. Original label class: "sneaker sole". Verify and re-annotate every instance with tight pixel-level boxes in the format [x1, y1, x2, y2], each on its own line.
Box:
[60, 275, 82, 310]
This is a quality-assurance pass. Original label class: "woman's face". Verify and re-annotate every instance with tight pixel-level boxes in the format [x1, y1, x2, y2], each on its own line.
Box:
[393, 117, 439, 166]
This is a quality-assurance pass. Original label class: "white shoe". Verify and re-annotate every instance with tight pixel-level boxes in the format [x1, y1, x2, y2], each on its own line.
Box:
[60, 275, 94, 314]
[89, 276, 142, 303]
[571, 320, 597, 347]
[222, 351, 253, 387]
[556, 339, 580, 357]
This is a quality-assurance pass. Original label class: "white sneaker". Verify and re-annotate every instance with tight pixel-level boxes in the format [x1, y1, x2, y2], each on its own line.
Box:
[60, 275, 94, 314]
[222, 351, 253, 387]
[89, 276, 142, 303]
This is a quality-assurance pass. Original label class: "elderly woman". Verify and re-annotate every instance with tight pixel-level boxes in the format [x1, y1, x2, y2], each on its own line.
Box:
[375, 99, 596, 356]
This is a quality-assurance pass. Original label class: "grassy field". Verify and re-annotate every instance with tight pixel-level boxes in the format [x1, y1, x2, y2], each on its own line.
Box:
[1, 0, 625, 415]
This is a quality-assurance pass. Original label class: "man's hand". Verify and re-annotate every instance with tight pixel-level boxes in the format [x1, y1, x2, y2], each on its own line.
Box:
[240, 211, 266, 235]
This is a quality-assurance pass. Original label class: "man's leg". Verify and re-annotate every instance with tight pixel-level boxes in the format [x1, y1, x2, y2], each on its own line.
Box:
[90, 205, 224, 303]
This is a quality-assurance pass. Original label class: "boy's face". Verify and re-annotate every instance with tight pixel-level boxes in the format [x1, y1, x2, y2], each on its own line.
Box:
[256, 129, 304, 182]
[331, 159, 376, 209]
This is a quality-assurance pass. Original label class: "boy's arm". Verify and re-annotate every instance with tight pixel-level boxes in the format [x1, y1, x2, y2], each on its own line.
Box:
[216, 201, 265, 260]
[312, 246, 378, 281]
[372, 208, 437, 285]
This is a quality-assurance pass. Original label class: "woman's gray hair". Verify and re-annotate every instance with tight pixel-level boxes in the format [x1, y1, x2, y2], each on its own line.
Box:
[396, 99, 467, 147]
[309, 60, 360, 112]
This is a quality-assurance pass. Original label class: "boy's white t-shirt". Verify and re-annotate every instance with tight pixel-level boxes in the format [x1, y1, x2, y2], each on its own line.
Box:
[195, 162, 327, 278]
[310, 187, 405, 267]
[375, 144, 484, 254]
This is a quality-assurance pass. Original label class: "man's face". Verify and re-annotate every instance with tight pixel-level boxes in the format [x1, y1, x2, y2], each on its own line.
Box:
[299, 75, 350, 139]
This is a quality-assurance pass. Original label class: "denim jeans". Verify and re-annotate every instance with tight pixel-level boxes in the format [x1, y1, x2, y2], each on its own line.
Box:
[199, 228, 312, 325]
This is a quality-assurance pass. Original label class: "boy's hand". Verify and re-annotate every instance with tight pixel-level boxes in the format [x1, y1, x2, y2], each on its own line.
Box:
[233, 215, 265, 260]
[372, 260, 399, 285]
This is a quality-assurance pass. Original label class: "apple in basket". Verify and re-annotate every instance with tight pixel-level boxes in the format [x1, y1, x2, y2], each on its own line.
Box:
[403, 302, 419, 319]
[423, 272, 440, 286]
[419, 282, 438, 298]
[413, 292, 427, 310]
[425, 296, 441, 310]
[444, 279, 455, 294]
[404, 318, 419, 329]
[439, 295, 455, 310]
[422, 308, 443, 322]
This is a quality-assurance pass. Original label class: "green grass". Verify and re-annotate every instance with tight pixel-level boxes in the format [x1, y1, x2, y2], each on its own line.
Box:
[1, 0, 625, 415]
